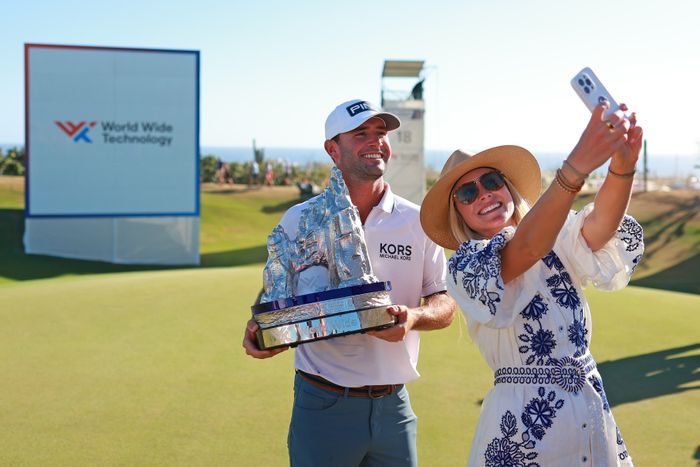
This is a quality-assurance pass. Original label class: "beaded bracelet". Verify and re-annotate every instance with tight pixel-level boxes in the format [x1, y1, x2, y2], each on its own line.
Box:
[608, 167, 636, 178]
[554, 176, 577, 194]
[555, 169, 582, 194]
[558, 169, 584, 191]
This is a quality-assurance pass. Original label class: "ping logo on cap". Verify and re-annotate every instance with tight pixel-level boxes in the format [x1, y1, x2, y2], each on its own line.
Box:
[346, 101, 374, 117]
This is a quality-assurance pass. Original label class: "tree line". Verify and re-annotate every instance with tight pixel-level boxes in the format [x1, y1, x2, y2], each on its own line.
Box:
[0, 145, 333, 188]
[0, 147, 24, 175]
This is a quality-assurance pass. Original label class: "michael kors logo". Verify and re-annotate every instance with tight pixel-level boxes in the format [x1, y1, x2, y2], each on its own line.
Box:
[379, 243, 412, 261]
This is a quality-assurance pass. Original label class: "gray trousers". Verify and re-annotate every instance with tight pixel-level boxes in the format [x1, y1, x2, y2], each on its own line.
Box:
[288, 373, 418, 467]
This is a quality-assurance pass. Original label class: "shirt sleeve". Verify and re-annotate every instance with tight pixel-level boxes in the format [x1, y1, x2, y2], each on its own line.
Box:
[555, 203, 644, 291]
[421, 236, 448, 297]
[446, 227, 530, 328]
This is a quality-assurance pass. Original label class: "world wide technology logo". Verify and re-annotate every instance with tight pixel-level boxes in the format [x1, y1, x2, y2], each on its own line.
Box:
[53, 120, 174, 146]
[55, 121, 97, 143]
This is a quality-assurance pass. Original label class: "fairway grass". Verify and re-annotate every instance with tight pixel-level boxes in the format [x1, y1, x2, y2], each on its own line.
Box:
[1, 267, 698, 466]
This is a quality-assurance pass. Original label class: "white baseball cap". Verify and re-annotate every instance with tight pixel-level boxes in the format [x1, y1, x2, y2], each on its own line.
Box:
[324, 99, 401, 140]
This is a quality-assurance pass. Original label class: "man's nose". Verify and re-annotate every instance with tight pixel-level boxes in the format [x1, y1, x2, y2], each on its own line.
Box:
[367, 133, 383, 146]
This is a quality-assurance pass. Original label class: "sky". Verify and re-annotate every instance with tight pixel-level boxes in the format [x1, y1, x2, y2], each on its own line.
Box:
[2, 0, 700, 158]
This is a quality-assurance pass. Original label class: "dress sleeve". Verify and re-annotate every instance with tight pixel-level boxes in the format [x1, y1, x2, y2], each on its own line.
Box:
[446, 227, 530, 328]
[555, 202, 644, 291]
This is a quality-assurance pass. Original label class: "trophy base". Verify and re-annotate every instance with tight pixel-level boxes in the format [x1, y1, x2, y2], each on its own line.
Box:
[256, 305, 396, 350]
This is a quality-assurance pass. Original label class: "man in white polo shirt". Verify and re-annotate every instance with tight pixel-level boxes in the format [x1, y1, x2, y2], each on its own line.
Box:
[242, 99, 456, 467]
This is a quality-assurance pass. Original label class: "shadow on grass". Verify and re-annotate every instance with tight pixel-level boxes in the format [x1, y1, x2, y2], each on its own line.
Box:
[203, 186, 262, 195]
[261, 194, 315, 214]
[200, 245, 267, 267]
[639, 196, 700, 263]
[638, 193, 699, 232]
[261, 198, 307, 214]
[0, 208, 268, 282]
[598, 342, 700, 408]
[631, 253, 700, 295]
[205, 185, 308, 212]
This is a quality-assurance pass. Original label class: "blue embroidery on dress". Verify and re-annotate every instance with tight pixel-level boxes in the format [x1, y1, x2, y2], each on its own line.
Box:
[617, 216, 643, 253]
[588, 374, 610, 412]
[631, 255, 642, 273]
[484, 387, 565, 467]
[449, 232, 508, 315]
[617, 215, 644, 276]
[541, 252, 564, 270]
[518, 294, 557, 365]
[567, 319, 588, 349]
[545, 271, 581, 310]
[520, 294, 548, 321]
[541, 251, 588, 356]
[616, 426, 630, 460]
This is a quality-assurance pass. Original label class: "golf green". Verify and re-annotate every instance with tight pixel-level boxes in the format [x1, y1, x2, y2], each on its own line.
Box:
[1, 266, 697, 466]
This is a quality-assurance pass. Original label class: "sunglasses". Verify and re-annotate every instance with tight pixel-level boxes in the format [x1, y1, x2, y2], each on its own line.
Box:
[452, 171, 506, 205]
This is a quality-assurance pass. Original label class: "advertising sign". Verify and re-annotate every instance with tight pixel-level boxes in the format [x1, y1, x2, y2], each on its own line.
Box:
[25, 44, 199, 217]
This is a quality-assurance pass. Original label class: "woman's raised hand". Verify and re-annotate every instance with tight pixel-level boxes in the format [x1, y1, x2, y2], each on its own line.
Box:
[566, 101, 632, 176]
[610, 109, 643, 173]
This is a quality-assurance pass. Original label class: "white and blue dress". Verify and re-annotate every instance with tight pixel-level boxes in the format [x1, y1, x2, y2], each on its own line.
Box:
[448, 204, 643, 466]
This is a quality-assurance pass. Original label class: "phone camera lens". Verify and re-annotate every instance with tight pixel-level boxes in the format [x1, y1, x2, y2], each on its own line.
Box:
[578, 78, 584, 86]
[585, 78, 592, 86]
[584, 86, 590, 94]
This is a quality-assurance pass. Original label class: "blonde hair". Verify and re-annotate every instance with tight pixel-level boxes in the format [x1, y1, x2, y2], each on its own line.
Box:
[448, 176, 530, 243]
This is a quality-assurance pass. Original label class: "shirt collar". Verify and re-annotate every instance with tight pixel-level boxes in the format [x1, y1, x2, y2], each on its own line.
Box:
[375, 182, 395, 214]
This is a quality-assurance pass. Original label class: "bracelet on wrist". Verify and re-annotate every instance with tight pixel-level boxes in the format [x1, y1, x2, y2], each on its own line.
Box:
[554, 169, 582, 194]
[608, 167, 636, 178]
[557, 168, 584, 190]
[563, 160, 589, 180]
[554, 176, 578, 194]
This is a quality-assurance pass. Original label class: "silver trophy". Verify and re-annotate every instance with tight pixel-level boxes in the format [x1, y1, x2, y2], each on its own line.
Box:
[252, 167, 396, 350]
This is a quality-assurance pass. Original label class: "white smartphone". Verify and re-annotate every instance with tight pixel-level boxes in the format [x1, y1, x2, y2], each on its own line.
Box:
[571, 67, 621, 118]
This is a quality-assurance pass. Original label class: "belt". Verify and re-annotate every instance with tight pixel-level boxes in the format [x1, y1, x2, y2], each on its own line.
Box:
[494, 353, 597, 394]
[295, 370, 401, 399]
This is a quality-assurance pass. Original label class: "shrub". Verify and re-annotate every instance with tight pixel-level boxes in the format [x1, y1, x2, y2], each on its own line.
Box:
[200, 155, 219, 183]
[0, 147, 25, 176]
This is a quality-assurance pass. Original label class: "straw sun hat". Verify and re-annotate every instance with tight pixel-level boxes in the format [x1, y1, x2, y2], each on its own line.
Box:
[420, 145, 542, 250]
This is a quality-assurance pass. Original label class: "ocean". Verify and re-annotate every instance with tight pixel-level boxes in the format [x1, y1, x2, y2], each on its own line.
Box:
[3, 143, 697, 177]
[204, 146, 699, 178]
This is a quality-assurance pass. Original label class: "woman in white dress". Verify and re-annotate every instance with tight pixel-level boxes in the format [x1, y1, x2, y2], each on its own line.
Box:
[419, 101, 644, 466]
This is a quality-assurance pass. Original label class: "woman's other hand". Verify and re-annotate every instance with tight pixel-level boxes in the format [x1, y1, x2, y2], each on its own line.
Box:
[566, 101, 632, 176]
[610, 107, 643, 174]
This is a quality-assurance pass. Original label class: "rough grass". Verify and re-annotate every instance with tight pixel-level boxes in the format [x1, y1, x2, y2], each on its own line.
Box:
[2, 177, 697, 292]
[574, 190, 700, 294]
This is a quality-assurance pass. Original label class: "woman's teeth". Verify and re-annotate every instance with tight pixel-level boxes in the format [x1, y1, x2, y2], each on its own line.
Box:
[479, 202, 501, 215]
